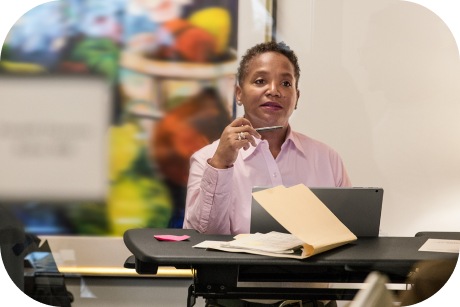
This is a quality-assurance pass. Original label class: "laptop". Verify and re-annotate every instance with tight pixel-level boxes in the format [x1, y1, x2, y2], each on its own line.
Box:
[250, 187, 384, 237]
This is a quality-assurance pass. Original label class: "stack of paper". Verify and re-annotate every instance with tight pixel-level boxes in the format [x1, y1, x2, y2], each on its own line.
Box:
[193, 184, 357, 259]
[193, 232, 308, 259]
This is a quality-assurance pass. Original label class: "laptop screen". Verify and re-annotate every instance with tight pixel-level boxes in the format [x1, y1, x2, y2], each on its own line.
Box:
[250, 187, 384, 237]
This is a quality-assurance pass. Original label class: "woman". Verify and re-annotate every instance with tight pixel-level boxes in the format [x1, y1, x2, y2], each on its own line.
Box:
[183, 41, 351, 235]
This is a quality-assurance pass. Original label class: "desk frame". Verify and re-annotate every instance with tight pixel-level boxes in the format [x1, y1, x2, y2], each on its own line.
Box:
[124, 229, 458, 306]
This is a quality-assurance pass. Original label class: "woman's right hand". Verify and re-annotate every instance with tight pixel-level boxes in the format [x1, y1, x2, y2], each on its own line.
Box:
[208, 117, 261, 169]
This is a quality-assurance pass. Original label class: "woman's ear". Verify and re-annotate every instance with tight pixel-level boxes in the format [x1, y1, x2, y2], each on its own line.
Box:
[235, 85, 243, 105]
[295, 89, 300, 110]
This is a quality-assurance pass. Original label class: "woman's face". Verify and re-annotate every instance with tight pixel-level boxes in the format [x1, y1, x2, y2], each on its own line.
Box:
[236, 52, 300, 128]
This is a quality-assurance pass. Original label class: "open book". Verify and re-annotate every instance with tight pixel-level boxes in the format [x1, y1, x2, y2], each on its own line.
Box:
[193, 184, 357, 259]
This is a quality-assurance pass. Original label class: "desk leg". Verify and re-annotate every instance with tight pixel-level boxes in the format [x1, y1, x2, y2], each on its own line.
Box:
[187, 284, 196, 307]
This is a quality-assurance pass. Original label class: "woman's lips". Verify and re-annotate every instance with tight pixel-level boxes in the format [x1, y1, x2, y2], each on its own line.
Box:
[260, 102, 282, 110]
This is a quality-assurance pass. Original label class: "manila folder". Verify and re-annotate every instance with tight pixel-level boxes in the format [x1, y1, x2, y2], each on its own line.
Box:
[252, 184, 357, 257]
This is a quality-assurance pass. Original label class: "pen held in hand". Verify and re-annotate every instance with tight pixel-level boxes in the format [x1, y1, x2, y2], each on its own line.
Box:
[255, 126, 283, 132]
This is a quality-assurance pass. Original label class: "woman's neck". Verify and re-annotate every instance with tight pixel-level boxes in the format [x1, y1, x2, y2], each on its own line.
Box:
[262, 128, 288, 159]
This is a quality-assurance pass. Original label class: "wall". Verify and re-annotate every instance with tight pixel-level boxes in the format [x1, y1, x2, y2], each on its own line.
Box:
[273, 0, 460, 236]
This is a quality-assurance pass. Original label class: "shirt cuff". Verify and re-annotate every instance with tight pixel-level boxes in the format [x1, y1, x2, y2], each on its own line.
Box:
[202, 162, 233, 194]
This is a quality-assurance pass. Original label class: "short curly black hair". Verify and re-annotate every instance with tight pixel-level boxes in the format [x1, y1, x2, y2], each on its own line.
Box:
[237, 41, 300, 88]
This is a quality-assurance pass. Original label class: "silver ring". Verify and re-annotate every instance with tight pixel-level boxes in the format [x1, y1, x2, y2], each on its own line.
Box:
[237, 132, 245, 141]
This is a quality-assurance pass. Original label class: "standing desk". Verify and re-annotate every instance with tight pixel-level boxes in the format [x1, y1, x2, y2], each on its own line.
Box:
[123, 228, 459, 307]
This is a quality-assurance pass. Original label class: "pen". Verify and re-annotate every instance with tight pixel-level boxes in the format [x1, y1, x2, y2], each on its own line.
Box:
[255, 126, 283, 132]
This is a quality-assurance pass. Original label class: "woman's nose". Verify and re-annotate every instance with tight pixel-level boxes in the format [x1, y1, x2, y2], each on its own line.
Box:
[266, 82, 281, 97]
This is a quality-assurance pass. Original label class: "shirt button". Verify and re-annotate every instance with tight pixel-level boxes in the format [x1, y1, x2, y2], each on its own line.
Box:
[273, 173, 277, 178]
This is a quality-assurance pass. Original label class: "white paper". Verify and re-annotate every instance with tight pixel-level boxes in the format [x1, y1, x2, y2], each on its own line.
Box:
[193, 240, 228, 249]
[419, 239, 460, 253]
[193, 233, 304, 254]
[221, 232, 304, 254]
[193, 237, 308, 259]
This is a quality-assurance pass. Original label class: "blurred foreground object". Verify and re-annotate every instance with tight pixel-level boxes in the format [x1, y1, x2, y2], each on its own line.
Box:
[399, 259, 456, 306]
[0, 204, 26, 291]
[0, 75, 111, 202]
[349, 271, 396, 307]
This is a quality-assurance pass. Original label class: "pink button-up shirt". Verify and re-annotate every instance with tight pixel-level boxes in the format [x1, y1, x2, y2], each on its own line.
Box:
[183, 128, 352, 235]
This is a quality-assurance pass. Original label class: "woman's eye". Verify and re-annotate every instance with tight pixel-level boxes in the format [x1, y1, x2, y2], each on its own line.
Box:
[254, 79, 265, 84]
[282, 81, 292, 87]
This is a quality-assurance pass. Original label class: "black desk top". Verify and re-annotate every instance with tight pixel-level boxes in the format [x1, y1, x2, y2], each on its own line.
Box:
[124, 228, 458, 271]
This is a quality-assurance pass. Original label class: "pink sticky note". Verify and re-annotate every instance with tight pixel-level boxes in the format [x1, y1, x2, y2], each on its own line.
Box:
[154, 235, 190, 242]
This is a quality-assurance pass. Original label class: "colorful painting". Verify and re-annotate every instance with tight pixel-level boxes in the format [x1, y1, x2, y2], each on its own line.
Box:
[0, 0, 238, 236]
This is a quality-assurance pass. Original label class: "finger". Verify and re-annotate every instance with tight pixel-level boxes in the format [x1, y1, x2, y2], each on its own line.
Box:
[237, 136, 257, 151]
[241, 131, 259, 147]
[236, 126, 261, 139]
[235, 131, 245, 141]
[247, 134, 257, 147]
[236, 131, 254, 146]
[233, 117, 252, 129]
[247, 127, 261, 139]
